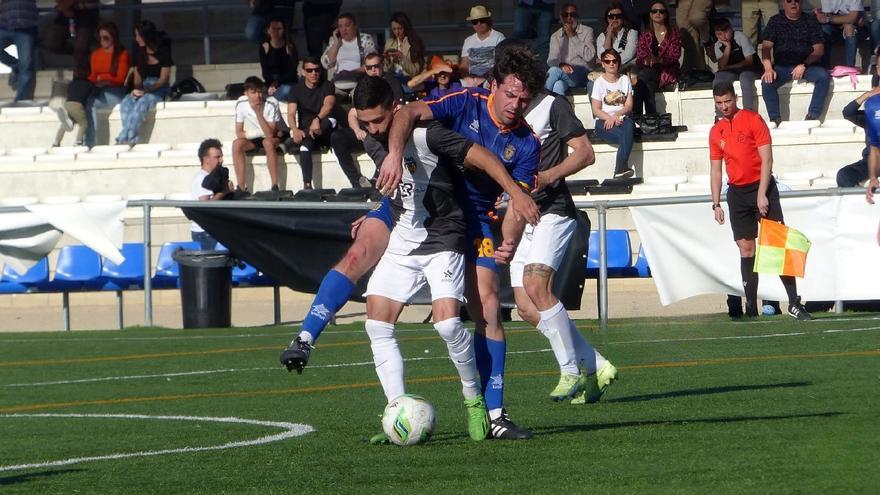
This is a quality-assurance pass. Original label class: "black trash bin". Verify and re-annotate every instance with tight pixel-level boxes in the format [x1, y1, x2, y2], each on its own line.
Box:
[173, 250, 234, 329]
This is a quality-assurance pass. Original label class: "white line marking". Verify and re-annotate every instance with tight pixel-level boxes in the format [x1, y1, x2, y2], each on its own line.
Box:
[0, 413, 314, 473]
[3, 326, 876, 389]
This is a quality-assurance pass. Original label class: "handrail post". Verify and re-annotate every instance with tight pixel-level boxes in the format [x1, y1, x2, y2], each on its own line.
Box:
[597, 203, 608, 339]
[143, 203, 153, 327]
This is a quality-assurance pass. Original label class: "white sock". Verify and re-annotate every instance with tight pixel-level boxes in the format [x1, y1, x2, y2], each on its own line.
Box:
[365, 319, 405, 402]
[489, 408, 503, 420]
[538, 302, 579, 376]
[297, 331, 314, 345]
[568, 318, 606, 375]
[434, 317, 480, 400]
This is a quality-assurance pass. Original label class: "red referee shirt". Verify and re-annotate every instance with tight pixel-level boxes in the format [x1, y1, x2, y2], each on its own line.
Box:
[709, 109, 772, 186]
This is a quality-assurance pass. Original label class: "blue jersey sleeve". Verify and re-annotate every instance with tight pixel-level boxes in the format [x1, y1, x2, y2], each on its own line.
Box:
[865, 94, 880, 148]
[510, 135, 541, 191]
[425, 88, 473, 122]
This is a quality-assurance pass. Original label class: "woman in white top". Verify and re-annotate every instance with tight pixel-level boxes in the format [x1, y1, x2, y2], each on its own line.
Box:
[591, 48, 636, 179]
[320, 13, 377, 89]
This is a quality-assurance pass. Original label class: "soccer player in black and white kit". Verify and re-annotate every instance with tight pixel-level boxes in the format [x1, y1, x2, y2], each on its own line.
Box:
[352, 76, 538, 444]
[509, 89, 619, 404]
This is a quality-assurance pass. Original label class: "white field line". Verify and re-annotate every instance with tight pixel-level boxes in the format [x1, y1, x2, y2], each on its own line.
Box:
[0, 413, 314, 473]
[3, 326, 877, 389]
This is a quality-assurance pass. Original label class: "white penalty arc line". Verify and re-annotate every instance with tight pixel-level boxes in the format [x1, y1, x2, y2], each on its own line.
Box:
[0, 413, 314, 473]
[3, 326, 877, 389]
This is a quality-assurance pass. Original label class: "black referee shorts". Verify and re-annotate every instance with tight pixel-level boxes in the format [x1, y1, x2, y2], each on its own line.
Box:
[726, 177, 783, 241]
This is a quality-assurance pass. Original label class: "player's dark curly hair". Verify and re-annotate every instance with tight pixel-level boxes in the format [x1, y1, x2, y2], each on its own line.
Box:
[198, 138, 222, 162]
[492, 42, 545, 96]
[352, 76, 394, 110]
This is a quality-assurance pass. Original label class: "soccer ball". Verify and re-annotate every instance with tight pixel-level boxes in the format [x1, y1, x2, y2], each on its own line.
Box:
[382, 394, 436, 446]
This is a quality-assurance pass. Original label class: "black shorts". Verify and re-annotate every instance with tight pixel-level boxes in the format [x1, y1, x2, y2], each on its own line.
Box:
[726, 177, 783, 240]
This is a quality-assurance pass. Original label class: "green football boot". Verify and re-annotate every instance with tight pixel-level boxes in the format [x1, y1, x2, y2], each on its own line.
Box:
[549, 373, 586, 401]
[463, 394, 490, 441]
[571, 361, 618, 405]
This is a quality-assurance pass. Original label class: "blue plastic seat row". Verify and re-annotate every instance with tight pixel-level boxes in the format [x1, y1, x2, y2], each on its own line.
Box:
[585, 230, 651, 278]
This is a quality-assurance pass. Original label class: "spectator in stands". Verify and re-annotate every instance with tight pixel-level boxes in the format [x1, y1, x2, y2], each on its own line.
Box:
[591, 48, 636, 179]
[384, 12, 426, 85]
[61, 21, 130, 148]
[244, 0, 296, 44]
[406, 55, 462, 98]
[545, 2, 595, 96]
[513, 0, 555, 62]
[287, 57, 371, 190]
[260, 17, 299, 102]
[320, 13, 377, 95]
[115, 20, 173, 145]
[45, 0, 100, 79]
[302, 0, 342, 58]
[676, 0, 712, 71]
[871, 0, 880, 54]
[710, 18, 760, 112]
[760, 0, 828, 126]
[191, 138, 233, 250]
[634, 1, 680, 114]
[741, 0, 777, 47]
[0, 0, 38, 102]
[837, 85, 880, 186]
[460, 5, 506, 87]
[232, 76, 283, 193]
[814, 0, 862, 69]
[362, 53, 404, 102]
[596, 3, 639, 69]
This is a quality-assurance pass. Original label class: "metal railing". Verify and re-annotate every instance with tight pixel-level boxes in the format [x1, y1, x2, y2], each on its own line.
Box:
[0, 187, 867, 330]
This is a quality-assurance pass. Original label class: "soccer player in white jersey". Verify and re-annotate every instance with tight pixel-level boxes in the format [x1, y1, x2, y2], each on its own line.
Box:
[352, 76, 537, 443]
[512, 88, 618, 404]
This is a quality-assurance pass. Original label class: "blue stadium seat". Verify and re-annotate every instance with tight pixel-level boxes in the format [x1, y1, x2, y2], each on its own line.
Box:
[586, 230, 633, 278]
[51, 245, 103, 291]
[153, 241, 200, 289]
[0, 258, 50, 293]
[101, 243, 146, 291]
[634, 245, 651, 278]
[50, 245, 103, 331]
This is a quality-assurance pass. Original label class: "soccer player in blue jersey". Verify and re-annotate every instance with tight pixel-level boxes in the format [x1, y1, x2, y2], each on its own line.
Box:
[376, 48, 545, 439]
[863, 93, 880, 243]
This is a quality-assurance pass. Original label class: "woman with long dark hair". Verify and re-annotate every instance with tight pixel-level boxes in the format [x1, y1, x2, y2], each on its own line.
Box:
[116, 20, 173, 145]
[384, 12, 425, 79]
[633, 0, 680, 114]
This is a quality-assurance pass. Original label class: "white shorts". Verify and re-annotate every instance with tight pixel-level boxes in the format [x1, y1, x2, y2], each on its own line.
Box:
[510, 213, 576, 288]
[364, 250, 465, 303]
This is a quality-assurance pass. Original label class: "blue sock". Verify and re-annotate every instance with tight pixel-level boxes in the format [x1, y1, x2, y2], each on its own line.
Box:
[474, 332, 491, 393]
[301, 270, 355, 343]
[483, 337, 507, 411]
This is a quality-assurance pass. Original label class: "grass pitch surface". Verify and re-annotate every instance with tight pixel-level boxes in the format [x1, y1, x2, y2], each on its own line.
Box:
[1, 313, 877, 494]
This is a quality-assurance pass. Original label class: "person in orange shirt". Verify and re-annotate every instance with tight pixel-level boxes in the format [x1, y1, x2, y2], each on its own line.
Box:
[709, 81, 812, 321]
[62, 21, 130, 148]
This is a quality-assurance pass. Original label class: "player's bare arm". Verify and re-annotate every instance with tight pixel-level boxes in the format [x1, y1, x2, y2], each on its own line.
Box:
[866, 146, 879, 205]
[376, 101, 432, 195]
[534, 134, 595, 192]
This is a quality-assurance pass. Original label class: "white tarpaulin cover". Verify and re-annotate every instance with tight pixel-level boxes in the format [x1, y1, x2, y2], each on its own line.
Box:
[0, 202, 126, 276]
[630, 195, 880, 305]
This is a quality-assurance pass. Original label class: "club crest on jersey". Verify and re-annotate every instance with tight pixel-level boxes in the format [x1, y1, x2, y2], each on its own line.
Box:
[404, 156, 417, 174]
[469, 119, 480, 133]
[503, 143, 515, 161]
[719, 139, 726, 149]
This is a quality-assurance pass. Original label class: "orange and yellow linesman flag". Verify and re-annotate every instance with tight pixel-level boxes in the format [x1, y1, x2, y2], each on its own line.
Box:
[754, 218, 811, 278]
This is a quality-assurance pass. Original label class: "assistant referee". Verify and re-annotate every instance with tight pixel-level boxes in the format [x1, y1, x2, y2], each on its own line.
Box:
[708, 82, 812, 320]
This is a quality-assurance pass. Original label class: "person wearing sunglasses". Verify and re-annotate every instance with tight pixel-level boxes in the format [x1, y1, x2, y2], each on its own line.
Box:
[591, 49, 636, 179]
[58, 21, 129, 148]
[634, 1, 680, 115]
[288, 57, 371, 191]
[406, 55, 463, 99]
[545, 2, 595, 96]
[348, 52, 405, 141]
[460, 5, 506, 87]
[597, 2, 638, 69]
[760, 0, 829, 126]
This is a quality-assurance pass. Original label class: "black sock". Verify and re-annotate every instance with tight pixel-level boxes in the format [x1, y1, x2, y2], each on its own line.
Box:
[780, 275, 798, 306]
[741, 257, 758, 309]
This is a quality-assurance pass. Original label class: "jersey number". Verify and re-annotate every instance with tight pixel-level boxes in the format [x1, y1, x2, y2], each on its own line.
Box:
[473, 237, 494, 258]
[399, 182, 414, 199]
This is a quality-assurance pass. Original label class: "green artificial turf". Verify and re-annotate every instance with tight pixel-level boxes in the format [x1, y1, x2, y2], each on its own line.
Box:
[0, 313, 877, 494]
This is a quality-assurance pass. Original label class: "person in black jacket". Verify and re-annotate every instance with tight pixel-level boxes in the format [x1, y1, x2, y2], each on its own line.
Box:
[260, 17, 299, 102]
[837, 86, 880, 187]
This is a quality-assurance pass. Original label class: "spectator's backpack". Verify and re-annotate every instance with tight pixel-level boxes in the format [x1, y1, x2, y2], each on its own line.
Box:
[170, 77, 206, 100]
